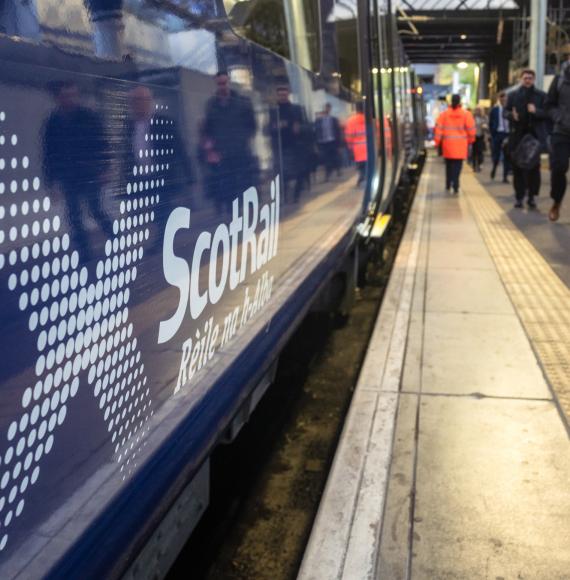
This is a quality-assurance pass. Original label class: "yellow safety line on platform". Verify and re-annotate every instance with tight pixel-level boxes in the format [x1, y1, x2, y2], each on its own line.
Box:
[463, 172, 570, 426]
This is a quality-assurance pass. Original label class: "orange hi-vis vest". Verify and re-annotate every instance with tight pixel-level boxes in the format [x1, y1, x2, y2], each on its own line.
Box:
[345, 112, 367, 162]
[434, 106, 476, 160]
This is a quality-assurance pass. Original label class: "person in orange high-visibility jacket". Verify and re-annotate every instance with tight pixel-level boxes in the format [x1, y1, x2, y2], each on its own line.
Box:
[434, 94, 476, 193]
[345, 102, 367, 184]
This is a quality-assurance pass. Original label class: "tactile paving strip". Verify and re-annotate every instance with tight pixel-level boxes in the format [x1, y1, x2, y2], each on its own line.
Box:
[464, 172, 570, 426]
[524, 323, 570, 344]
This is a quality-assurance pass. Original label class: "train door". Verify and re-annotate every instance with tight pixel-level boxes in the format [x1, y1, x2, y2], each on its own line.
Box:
[401, 63, 414, 163]
[411, 71, 427, 150]
[390, 40, 405, 185]
[361, 0, 384, 212]
[377, 0, 396, 210]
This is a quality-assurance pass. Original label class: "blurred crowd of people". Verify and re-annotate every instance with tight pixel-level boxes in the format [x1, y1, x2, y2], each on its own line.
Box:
[41, 74, 368, 262]
[435, 56, 570, 222]
[199, 75, 360, 208]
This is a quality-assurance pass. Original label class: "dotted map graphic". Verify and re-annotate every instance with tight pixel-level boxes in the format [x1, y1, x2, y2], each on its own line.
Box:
[0, 105, 175, 553]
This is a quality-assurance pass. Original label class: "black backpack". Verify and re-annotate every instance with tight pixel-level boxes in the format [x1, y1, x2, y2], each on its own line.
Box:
[512, 133, 542, 170]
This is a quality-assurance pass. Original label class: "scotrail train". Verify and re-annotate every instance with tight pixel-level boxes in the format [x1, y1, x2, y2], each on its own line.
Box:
[0, 0, 424, 577]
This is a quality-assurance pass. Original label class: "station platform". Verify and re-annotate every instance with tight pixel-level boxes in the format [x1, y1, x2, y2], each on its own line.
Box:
[298, 154, 570, 580]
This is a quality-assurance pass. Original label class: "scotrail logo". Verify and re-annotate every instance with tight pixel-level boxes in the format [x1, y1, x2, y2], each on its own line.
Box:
[158, 176, 280, 343]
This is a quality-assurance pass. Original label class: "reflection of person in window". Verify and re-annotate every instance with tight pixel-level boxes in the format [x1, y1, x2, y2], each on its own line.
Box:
[125, 86, 193, 252]
[344, 101, 367, 185]
[200, 71, 258, 215]
[315, 103, 342, 182]
[269, 85, 310, 203]
[43, 81, 114, 262]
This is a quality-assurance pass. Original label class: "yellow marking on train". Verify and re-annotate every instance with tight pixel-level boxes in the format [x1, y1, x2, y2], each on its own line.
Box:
[370, 213, 391, 238]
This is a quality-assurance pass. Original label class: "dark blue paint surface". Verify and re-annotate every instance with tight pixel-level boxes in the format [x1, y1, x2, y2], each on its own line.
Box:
[0, 1, 383, 577]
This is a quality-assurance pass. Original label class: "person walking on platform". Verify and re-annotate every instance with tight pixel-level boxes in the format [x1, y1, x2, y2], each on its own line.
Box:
[545, 56, 570, 222]
[434, 94, 476, 194]
[489, 91, 511, 182]
[471, 106, 488, 172]
[504, 69, 548, 209]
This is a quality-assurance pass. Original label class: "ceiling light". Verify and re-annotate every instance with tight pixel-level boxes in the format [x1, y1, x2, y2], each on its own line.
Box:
[457, 61, 469, 69]
[460, 34, 467, 40]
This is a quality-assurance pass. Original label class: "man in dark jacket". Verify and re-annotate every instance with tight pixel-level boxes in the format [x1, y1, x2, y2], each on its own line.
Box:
[43, 81, 114, 261]
[268, 85, 311, 203]
[201, 72, 258, 215]
[545, 56, 570, 221]
[504, 69, 548, 209]
[489, 91, 510, 182]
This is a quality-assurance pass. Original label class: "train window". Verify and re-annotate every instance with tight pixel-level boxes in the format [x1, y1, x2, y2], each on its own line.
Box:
[223, 0, 321, 72]
[0, 0, 222, 67]
[324, 0, 361, 94]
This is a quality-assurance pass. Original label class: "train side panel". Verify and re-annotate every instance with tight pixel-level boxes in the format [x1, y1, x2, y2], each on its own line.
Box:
[0, 2, 367, 577]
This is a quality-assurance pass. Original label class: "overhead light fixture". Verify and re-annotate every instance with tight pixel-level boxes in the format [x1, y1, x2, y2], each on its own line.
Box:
[457, 61, 469, 69]
[371, 67, 379, 74]
[460, 34, 467, 40]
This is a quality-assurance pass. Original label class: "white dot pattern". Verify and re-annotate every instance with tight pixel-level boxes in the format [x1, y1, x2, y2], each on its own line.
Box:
[0, 109, 174, 552]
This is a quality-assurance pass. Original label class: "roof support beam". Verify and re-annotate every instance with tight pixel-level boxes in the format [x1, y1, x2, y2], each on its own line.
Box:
[529, 0, 546, 88]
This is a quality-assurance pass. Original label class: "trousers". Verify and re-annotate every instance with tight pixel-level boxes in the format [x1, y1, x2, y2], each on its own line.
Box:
[512, 164, 540, 201]
[491, 132, 510, 178]
[445, 159, 463, 192]
[550, 133, 570, 204]
[471, 136, 485, 170]
[64, 182, 113, 260]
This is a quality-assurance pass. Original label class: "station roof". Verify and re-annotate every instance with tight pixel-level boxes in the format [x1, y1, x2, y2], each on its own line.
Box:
[398, 0, 523, 63]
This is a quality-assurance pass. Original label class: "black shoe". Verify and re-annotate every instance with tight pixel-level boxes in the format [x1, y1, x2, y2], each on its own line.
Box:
[453, 188, 459, 195]
[514, 200, 523, 208]
[527, 199, 537, 209]
[490, 166, 497, 179]
[502, 177, 509, 184]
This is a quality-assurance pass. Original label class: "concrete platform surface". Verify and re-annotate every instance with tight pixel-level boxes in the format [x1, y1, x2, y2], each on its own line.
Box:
[298, 155, 570, 580]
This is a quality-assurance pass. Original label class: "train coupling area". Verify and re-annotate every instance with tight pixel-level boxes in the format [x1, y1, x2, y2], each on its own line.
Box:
[298, 154, 570, 580]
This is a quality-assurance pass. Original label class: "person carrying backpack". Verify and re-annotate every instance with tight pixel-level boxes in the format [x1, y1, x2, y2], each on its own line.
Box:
[545, 55, 570, 222]
[504, 69, 548, 209]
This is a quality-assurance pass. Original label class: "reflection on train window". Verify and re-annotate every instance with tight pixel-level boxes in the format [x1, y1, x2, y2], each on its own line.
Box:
[325, 0, 361, 94]
[0, 0, 42, 40]
[223, 0, 321, 72]
[0, 1, 220, 71]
